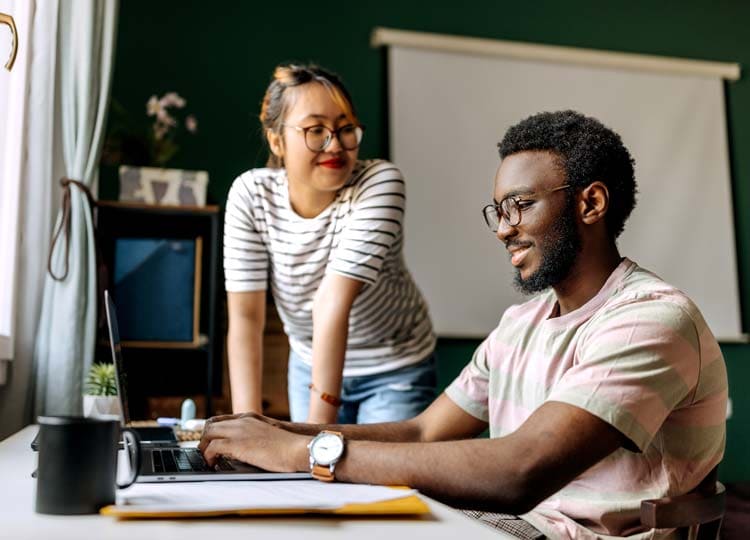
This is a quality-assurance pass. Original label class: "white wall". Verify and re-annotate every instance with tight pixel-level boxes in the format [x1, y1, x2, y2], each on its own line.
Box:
[389, 45, 742, 340]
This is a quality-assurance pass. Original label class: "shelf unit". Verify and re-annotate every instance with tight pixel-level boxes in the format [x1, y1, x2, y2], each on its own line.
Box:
[95, 201, 223, 418]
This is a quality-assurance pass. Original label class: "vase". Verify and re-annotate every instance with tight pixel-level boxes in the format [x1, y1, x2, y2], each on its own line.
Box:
[118, 165, 208, 206]
[82, 395, 122, 420]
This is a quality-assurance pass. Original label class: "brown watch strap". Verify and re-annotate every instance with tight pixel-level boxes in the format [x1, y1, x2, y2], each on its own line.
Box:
[311, 463, 335, 482]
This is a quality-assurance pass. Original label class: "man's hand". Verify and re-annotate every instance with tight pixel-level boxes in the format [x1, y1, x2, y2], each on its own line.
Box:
[198, 415, 311, 472]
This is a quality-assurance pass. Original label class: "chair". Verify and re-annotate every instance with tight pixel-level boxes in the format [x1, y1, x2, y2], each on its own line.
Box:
[640, 467, 726, 540]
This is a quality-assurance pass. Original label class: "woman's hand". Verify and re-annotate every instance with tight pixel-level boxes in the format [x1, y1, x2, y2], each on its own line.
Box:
[198, 415, 310, 472]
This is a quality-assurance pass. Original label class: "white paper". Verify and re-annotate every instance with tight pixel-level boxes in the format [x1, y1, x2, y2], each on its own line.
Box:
[113, 481, 416, 513]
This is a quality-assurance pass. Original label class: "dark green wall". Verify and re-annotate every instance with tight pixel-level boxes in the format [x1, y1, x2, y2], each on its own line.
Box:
[107, 0, 749, 481]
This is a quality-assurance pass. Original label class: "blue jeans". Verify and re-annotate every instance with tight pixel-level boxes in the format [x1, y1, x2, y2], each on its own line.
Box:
[287, 351, 437, 424]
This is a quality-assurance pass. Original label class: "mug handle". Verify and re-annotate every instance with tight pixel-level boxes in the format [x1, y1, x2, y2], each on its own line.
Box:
[117, 428, 141, 489]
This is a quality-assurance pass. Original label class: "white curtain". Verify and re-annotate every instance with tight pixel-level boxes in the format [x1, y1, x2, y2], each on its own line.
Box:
[0, 0, 33, 385]
[0, 0, 62, 439]
[34, 0, 118, 416]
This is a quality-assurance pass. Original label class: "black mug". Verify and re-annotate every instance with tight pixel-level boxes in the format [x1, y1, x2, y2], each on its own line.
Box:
[34, 416, 141, 515]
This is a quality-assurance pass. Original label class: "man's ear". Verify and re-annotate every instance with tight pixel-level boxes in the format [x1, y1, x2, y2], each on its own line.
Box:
[579, 181, 609, 225]
[267, 129, 284, 159]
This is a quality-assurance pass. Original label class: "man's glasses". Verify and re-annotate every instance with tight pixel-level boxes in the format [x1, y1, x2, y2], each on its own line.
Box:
[283, 123, 364, 152]
[482, 184, 572, 231]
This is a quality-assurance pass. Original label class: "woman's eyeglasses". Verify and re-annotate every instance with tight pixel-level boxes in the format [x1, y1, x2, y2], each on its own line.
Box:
[283, 123, 364, 152]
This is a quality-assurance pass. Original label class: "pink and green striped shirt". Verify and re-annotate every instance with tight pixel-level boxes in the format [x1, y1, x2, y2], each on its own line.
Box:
[446, 258, 727, 539]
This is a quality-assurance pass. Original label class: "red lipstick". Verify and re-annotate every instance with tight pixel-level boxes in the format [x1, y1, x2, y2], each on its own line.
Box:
[318, 158, 345, 169]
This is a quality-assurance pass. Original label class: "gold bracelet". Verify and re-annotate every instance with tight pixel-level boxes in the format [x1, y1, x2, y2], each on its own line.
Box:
[308, 383, 342, 407]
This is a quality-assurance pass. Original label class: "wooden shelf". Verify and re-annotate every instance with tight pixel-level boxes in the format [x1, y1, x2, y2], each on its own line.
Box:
[97, 200, 219, 214]
[120, 340, 210, 350]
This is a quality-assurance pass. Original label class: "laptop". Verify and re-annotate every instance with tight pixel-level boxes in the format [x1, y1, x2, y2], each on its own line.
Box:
[104, 290, 311, 483]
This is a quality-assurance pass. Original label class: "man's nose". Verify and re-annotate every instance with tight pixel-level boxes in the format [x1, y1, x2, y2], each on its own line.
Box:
[495, 218, 516, 243]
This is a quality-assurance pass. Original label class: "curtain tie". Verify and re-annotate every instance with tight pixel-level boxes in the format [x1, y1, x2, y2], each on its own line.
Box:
[47, 178, 96, 282]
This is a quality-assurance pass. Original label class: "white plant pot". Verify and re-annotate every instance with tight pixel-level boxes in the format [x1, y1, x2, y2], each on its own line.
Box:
[83, 395, 122, 420]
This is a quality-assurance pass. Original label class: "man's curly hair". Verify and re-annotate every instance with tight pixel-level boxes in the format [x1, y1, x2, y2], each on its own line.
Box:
[498, 110, 637, 239]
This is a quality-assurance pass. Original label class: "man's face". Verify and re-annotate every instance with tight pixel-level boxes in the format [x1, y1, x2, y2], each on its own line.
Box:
[492, 151, 581, 294]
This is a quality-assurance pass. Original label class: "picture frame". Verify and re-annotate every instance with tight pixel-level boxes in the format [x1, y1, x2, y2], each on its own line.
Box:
[118, 166, 209, 206]
[112, 236, 203, 347]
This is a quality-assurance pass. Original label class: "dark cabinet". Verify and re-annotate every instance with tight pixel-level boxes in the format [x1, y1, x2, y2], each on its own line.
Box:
[95, 201, 223, 418]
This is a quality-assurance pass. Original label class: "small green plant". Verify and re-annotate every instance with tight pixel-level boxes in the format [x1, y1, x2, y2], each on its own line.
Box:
[85, 363, 118, 396]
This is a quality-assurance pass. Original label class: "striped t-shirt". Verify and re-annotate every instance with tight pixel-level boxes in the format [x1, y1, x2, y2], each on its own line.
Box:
[446, 258, 727, 539]
[224, 159, 436, 377]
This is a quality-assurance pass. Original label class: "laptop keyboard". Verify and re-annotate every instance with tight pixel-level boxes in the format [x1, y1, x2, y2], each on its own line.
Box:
[151, 448, 234, 473]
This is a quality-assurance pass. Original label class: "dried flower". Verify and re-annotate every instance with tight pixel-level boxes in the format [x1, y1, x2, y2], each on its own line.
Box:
[103, 92, 199, 168]
[185, 114, 198, 134]
[153, 122, 169, 141]
[146, 95, 160, 117]
[160, 91, 186, 109]
[156, 108, 177, 127]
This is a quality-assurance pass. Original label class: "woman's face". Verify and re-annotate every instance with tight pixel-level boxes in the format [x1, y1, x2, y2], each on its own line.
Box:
[269, 82, 359, 206]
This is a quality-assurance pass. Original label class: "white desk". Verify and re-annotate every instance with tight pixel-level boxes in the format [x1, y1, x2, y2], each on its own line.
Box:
[0, 426, 513, 540]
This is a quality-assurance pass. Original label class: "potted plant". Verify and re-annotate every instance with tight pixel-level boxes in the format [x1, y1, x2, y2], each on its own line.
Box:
[82, 362, 122, 419]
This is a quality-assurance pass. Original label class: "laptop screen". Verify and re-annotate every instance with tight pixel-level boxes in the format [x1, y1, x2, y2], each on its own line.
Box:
[104, 290, 132, 426]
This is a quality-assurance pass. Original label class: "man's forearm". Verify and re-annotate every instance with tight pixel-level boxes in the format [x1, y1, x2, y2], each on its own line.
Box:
[284, 402, 625, 515]
[303, 437, 537, 514]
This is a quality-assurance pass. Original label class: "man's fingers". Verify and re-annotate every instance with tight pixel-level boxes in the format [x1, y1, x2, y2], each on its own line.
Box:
[198, 418, 230, 453]
[199, 418, 249, 454]
[203, 438, 231, 467]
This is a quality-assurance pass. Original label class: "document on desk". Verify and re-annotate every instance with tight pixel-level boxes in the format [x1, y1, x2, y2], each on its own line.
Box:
[101, 480, 429, 518]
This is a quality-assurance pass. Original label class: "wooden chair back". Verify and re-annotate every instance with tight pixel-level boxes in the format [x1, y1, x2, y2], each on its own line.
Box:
[640, 467, 725, 540]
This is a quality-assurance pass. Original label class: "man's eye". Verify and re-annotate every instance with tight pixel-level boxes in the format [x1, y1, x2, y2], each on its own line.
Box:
[517, 199, 534, 208]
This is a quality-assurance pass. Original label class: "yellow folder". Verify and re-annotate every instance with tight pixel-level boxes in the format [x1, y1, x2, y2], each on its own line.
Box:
[100, 487, 430, 519]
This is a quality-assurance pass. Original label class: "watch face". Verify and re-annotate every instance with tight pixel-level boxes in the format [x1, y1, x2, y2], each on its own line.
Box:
[311, 433, 344, 466]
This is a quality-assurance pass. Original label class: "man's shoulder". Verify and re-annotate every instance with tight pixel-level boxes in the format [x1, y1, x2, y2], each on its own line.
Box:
[580, 260, 720, 356]
[606, 261, 705, 323]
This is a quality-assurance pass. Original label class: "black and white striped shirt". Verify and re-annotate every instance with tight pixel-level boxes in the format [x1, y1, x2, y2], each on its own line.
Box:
[224, 160, 436, 376]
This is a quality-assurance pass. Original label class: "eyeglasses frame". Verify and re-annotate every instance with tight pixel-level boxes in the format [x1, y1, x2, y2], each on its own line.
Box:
[482, 184, 572, 231]
[282, 123, 364, 152]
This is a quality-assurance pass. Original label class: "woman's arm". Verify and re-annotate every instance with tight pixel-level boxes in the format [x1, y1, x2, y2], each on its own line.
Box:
[307, 273, 364, 423]
[227, 290, 267, 413]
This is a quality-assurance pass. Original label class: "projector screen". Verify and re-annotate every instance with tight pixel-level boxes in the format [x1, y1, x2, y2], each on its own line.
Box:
[386, 37, 743, 341]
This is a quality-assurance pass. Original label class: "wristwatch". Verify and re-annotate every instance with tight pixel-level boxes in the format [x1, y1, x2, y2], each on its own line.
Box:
[307, 430, 345, 482]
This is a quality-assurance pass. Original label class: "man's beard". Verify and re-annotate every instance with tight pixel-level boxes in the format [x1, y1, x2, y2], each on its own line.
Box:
[513, 198, 581, 295]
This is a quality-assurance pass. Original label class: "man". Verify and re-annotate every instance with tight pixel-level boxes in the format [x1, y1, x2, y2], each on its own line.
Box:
[200, 111, 727, 539]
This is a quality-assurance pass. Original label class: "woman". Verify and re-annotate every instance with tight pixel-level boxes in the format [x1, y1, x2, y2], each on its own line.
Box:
[224, 64, 436, 424]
